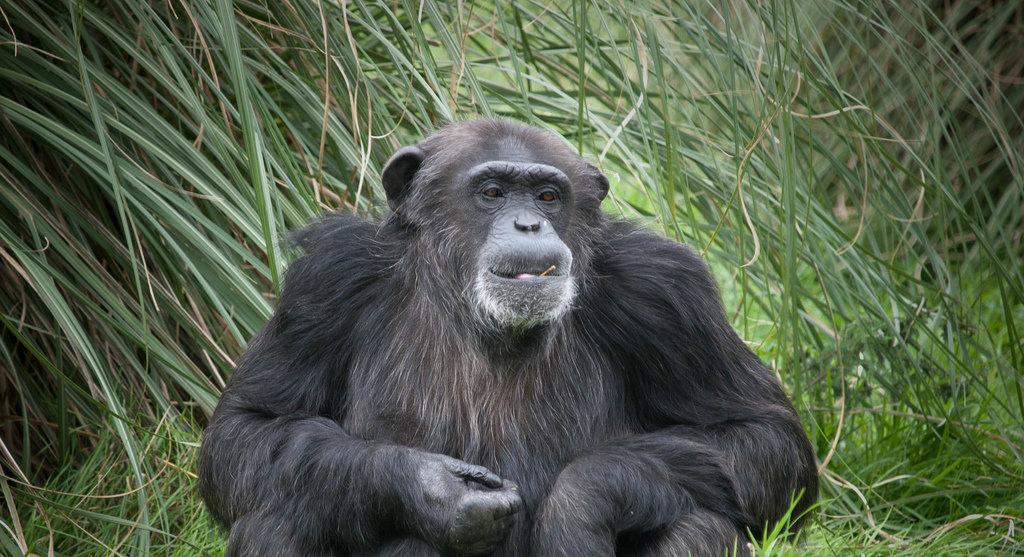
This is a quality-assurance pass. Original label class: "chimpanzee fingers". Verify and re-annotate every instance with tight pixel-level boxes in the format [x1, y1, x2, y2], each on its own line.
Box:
[446, 494, 518, 557]
[489, 487, 523, 519]
[452, 491, 518, 532]
[442, 457, 504, 489]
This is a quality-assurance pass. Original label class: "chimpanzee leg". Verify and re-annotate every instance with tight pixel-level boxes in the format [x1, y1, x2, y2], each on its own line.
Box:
[364, 538, 439, 556]
[623, 510, 749, 557]
[227, 512, 336, 557]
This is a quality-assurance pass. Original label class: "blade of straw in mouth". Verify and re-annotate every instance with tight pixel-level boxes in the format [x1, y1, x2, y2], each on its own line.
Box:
[538, 265, 556, 277]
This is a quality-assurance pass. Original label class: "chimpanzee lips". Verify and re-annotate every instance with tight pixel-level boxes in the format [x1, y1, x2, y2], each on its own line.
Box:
[490, 265, 562, 280]
[476, 247, 576, 325]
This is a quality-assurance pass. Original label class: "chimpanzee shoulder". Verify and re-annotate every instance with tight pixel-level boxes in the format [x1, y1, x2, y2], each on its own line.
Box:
[581, 218, 725, 345]
[274, 213, 388, 326]
[577, 218, 767, 427]
[223, 213, 392, 416]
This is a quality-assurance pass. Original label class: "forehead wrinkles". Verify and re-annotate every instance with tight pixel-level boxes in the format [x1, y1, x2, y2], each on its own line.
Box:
[413, 122, 586, 195]
[467, 161, 570, 189]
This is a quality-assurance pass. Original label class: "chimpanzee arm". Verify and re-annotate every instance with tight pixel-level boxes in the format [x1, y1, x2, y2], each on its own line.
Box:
[199, 399, 401, 552]
[533, 223, 818, 554]
[197, 215, 409, 553]
[198, 215, 520, 556]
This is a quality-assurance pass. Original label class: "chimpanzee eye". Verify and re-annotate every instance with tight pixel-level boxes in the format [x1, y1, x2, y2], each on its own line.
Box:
[482, 187, 503, 199]
[538, 191, 558, 202]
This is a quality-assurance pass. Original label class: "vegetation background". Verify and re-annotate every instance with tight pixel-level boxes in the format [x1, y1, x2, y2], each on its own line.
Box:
[0, 0, 1021, 554]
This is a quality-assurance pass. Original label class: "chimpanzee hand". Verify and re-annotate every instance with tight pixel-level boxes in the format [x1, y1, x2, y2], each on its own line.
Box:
[399, 448, 522, 556]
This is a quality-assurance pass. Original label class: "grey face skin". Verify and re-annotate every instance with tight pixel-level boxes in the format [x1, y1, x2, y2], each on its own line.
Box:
[467, 161, 577, 327]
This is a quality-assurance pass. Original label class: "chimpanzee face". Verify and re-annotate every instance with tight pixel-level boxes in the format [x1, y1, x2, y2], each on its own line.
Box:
[381, 120, 607, 329]
[464, 159, 576, 327]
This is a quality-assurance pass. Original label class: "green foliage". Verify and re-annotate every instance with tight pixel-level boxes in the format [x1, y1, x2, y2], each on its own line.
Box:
[0, 0, 1021, 554]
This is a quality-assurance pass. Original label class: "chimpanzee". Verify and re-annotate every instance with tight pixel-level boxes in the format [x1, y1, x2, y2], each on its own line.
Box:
[198, 119, 818, 556]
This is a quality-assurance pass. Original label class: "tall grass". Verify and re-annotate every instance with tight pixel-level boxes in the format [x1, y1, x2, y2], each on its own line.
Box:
[1, 0, 1021, 554]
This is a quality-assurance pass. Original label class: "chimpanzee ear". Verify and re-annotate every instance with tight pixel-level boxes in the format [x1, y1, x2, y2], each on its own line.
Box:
[382, 145, 425, 210]
[585, 162, 610, 201]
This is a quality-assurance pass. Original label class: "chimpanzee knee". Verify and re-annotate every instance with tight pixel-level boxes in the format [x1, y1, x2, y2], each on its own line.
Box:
[620, 510, 749, 557]
[227, 512, 336, 557]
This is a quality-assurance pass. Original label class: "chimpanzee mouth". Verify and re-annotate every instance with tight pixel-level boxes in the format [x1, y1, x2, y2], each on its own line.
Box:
[475, 252, 576, 326]
[488, 265, 566, 281]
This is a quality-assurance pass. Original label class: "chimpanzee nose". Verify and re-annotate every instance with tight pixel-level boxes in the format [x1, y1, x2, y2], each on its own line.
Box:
[513, 216, 542, 233]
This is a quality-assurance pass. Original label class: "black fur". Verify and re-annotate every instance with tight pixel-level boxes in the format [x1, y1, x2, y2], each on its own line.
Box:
[198, 119, 818, 556]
